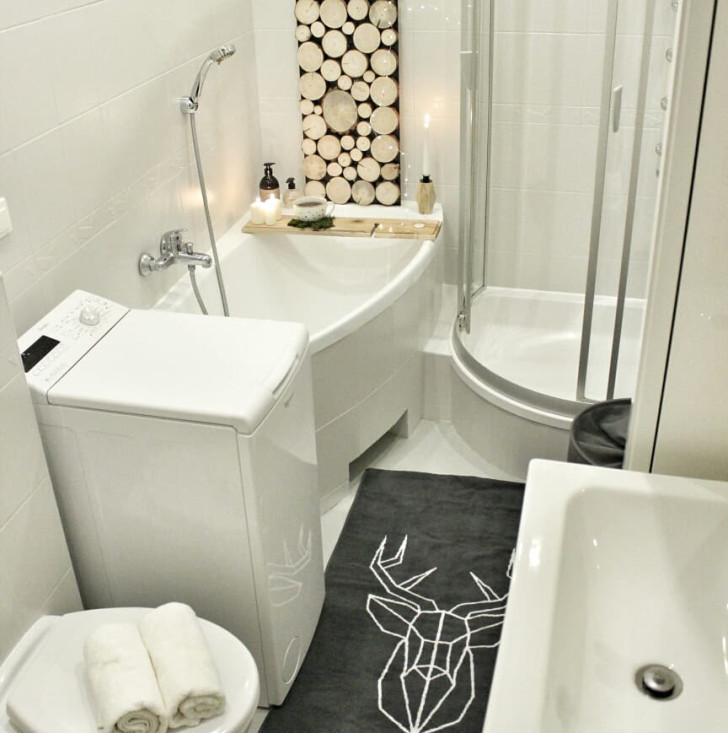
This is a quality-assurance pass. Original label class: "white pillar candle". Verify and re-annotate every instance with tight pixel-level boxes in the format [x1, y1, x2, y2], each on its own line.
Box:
[268, 194, 282, 221]
[422, 113, 431, 178]
[250, 197, 266, 225]
[264, 197, 277, 226]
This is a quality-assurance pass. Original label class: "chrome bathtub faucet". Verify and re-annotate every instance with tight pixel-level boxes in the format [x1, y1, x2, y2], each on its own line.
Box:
[139, 229, 212, 276]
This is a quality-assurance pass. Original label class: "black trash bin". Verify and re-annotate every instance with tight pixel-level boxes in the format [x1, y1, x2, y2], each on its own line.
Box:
[567, 398, 632, 469]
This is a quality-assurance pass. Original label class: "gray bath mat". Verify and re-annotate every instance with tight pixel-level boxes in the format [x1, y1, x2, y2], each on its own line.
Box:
[260, 468, 525, 733]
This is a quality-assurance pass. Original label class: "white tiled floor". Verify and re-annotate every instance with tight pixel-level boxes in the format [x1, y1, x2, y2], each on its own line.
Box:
[249, 418, 520, 731]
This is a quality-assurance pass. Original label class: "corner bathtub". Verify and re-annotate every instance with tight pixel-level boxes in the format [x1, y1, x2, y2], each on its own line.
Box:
[155, 217, 441, 509]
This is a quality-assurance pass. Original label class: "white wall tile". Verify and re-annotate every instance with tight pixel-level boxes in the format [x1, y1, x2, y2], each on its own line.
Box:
[0, 1, 257, 329]
[0, 277, 81, 664]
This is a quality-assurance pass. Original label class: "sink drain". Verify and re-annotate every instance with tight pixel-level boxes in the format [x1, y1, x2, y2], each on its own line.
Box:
[635, 664, 683, 701]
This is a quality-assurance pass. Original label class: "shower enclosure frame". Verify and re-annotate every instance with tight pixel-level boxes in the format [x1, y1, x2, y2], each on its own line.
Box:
[456, 0, 661, 416]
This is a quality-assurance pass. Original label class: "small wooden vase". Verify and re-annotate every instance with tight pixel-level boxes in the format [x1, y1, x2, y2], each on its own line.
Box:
[417, 177, 436, 215]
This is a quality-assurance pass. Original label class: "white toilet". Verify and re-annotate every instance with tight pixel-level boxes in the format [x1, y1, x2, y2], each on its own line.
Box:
[0, 608, 259, 733]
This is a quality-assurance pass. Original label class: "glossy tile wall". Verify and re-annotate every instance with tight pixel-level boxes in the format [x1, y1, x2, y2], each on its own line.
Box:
[485, 0, 677, 296]
[251, 0, 463, 281]
[0, 275, 82, 663]
[0, 0, 260, 334]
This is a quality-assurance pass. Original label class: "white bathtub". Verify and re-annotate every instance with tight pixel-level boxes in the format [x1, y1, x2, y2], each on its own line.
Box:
[156, 215, 441, 509]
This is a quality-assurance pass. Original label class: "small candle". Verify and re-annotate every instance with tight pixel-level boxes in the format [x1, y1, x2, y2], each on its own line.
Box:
[422, 113, 431, 178]
[268, 193, 282, 221]
[264, 197, 277, 226]
[250, 197, 265, 225]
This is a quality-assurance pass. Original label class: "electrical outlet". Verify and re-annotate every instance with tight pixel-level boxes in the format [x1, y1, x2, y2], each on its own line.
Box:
[0, 198, 12, 240]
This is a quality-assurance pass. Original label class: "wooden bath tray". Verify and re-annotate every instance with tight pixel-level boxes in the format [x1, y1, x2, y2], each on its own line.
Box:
[242, 215, 441, 240]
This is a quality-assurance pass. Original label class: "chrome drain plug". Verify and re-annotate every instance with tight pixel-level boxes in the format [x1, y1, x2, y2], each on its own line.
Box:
[636, 664, 683, 701]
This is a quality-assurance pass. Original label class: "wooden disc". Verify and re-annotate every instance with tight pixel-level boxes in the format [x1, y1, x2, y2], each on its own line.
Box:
[305, 180, 326, 197]
[347, 0, 369, 21]
[296, 25, 312, 42]
[302, 114, 327, 140]
[327, 177, 351, 203]
[327, 161, 343, 177]
[342, 50, 368, 78]
[370, 106, 398, 134]
[322, 29, 347, 58]
[338, 151, 352, 167]
[311, 21, 326, 37]
[321, 58, 342, 81]
[356, 135, 371, 151]
[322, 89, 357, 133]
[303, 154, 327, 180]
[350, 147, 363, 161]
[337, 75, 353, 90]
[371, 49, 398, 76]
[343, 166, 358, 181]
[320, 0, 347, 28]
[353, 23, 381, 54]
[351, 80, 370, 102]
[357, 157, 380, 182]
[298, 42, 324, 72]
[341, 135, 355, 150]
[363, 70, 376, 83]
[381, 162, 399, 180]
[370, 76, 398, 106]
[358, 102, 372, 118]
[314, 105, 323, 115]
[371, 133, 399, 162]
[369, 0, 397, 28]
[299, 72, 327, 100]
[317, 134, 342, 160]
[302, 138, 317, 155]
[300, 99, 315, 115]
[381, 28, 397, 46]
[352, 179, 376, 205]
[295, 0, 320, 24]
[376, 180, 400, 205]
[342, 21, 355, 34]
[356, 120, 372, 136]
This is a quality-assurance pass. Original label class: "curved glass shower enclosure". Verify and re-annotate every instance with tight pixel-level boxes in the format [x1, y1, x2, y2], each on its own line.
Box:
[456, 0, 679, 417]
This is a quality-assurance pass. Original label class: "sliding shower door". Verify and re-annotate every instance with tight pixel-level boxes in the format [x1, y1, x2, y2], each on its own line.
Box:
[457, 0, 678, 411]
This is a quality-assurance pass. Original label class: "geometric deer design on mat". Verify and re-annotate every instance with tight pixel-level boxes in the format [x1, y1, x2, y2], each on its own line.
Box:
[366, 536, 514, 733]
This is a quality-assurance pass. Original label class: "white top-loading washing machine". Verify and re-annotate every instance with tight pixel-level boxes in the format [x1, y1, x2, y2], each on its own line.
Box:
[18, 290, 325, 707]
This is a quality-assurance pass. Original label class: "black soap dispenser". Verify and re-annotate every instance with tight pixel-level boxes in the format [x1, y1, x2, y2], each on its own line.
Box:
[259, 162, 280, 202]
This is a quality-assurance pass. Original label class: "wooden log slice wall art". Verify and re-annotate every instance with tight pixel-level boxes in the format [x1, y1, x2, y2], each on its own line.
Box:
[296, 0, 400, 205]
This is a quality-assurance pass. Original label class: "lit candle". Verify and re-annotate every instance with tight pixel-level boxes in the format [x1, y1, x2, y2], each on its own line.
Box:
[268, 193, 282, 221]
[250, 197, 266, 225]
[422, 113, 431, 178]
[264, 197, 277, 226]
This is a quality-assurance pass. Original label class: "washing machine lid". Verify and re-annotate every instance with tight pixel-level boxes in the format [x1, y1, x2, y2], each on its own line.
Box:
[47, 310, 308, 435]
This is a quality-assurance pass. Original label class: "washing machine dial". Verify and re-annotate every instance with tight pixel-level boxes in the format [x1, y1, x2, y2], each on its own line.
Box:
[79, 306, 101, 326]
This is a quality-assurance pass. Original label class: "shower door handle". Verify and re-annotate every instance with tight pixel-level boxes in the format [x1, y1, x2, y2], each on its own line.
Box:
[611, 85, 623, 132]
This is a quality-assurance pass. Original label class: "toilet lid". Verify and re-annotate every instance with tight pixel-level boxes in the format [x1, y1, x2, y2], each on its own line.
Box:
[6, 608, 259, 733]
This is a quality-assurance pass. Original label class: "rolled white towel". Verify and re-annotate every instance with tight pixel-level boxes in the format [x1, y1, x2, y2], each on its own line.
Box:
[139, 603, 226, 729]
[84, 622, 168, 733]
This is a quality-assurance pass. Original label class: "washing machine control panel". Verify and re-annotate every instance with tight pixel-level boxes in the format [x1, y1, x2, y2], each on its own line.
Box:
[18, 290, 129, 402]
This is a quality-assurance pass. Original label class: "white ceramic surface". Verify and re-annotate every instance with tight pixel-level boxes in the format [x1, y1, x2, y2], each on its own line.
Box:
[484, 460, 728, 733]
[458, 286, 646, 406]
[5, 609, 259, 733]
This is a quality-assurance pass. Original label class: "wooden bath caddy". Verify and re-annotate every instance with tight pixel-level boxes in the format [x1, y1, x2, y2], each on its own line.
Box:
[242, 215, 441, 240]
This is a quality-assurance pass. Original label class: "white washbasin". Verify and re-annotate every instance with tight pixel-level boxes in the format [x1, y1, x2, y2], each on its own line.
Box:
[484, 459, 728, 733]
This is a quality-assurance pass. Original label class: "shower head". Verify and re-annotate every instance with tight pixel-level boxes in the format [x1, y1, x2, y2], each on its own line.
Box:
[209, 44, 236, 64]
[182, 43, 237, 113]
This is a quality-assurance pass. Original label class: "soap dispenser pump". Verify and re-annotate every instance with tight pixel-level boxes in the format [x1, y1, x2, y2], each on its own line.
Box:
[283, 177, 303, 210]
[259, 163, 280, 201]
